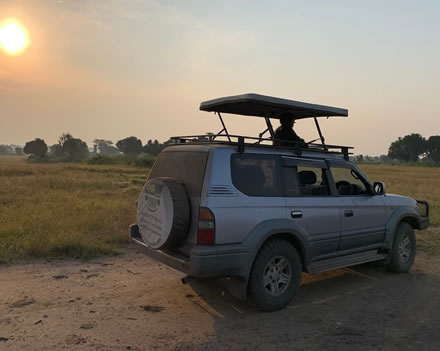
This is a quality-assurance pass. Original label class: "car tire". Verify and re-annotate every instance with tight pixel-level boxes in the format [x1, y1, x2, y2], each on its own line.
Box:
[386, 222, 416, 273]
[248, 238, 302, 312]
[137, 177, 190, 249]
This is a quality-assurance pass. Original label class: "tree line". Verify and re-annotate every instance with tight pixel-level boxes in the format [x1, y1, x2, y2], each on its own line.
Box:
[0, 144, 24, 156]
[4, 132, 440, 166]
[387, 133, 440, 163]
[352, 133, 440, 164]
[15, 134, 171, 161]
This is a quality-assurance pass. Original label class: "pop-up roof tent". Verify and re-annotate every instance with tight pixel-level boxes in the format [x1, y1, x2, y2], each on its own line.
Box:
[199, 93, 348, 119]
[172, 93, 352, 159]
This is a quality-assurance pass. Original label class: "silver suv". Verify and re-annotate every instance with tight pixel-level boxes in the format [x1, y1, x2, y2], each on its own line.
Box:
[130, 94, 429, 311]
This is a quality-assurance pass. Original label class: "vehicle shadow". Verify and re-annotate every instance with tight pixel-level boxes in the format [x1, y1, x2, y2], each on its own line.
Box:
[178, 260, 440, 351]
[184, 261, 386, 315]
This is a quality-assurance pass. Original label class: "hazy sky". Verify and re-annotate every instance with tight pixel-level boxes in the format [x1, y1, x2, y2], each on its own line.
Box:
[1, 0, 439, 155]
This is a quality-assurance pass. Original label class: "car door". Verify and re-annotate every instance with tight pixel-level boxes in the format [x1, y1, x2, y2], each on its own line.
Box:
[282, 157, 341, 261]
[328, 161, 386, 253]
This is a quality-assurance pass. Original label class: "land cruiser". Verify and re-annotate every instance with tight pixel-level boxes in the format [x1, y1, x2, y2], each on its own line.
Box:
[130, 93, 430, 311]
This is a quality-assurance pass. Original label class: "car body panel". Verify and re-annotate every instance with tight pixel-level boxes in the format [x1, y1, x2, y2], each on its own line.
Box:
[132, 143, 429, 287]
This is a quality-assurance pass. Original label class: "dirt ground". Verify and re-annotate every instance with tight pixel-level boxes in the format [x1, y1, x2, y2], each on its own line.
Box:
[1, 249, 440, 351]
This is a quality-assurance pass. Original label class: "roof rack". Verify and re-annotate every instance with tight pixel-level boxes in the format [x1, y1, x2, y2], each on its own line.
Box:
[169, 133, 353, 160]
[171, 93, 354, 160]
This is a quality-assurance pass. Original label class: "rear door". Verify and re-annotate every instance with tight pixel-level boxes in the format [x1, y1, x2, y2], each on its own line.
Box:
[283, 157, 341, 261]
[328, 161, 386, 253]
[207, 151, 285, 245]
[148, 148, 209, 251]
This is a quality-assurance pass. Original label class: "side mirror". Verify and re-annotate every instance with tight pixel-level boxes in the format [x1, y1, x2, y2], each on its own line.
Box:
[373, 181, 386, 195]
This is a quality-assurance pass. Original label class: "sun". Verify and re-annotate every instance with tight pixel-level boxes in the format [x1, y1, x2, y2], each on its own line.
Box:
[0, 19, 30, 55]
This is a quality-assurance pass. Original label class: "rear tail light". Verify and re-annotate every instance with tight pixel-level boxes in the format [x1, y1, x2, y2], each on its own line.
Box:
[197, 207, 215, 245]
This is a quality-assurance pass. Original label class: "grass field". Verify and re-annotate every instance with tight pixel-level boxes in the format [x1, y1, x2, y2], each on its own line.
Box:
[0, 157, 438, 263]
[0, 156, 146, 263]
[359, 164, 440, 226]
[359, 164, 440, 255]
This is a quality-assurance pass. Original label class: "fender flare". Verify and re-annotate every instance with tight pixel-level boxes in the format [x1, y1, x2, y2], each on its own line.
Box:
[228, 218, 310, 300]
[244, 218, 310, 274]
[383, 206, 419, 250]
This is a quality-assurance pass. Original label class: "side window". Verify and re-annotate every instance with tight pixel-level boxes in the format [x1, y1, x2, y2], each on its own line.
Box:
[296, 166, 330, 196]
[283, 167, 300, 196]
[231, 154, 281, 197]
[331, 167, 369, 196]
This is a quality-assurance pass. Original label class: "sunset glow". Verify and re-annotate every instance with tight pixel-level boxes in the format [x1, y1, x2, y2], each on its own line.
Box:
[0, 19, 29, 55]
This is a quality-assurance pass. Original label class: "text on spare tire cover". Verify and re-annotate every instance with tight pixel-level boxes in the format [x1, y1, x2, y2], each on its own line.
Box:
[137, 179, 174, 249]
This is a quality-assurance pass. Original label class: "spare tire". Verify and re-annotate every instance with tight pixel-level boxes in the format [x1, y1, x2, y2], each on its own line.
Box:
[137, 177, 190, 249]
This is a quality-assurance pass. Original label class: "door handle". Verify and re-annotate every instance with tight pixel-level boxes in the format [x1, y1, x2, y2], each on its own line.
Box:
[291, 210, 302, 219]
[344, 210, 354, 217]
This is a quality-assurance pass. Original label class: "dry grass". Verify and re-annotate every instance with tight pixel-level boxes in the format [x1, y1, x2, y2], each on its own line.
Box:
[0, 156, 146, 263]
[417, 228, 440, 256]
[0, 157, 438, 263]
[359, 164, 440, 226]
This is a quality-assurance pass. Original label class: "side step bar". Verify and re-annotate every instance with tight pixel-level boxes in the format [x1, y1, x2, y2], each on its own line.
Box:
[307, 250, 386, 275]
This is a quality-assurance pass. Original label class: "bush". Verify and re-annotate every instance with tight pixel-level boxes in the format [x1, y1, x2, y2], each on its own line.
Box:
[26, 154, 58, 163]
[131, 155, 155, 168]
[86, 154, 125, 165]
[86, 154, 155, 168]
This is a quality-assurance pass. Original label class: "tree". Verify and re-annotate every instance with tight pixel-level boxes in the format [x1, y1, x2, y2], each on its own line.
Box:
[15, 147, 24, 156]
[388, 137, 407, 161]
[62, 137, 89, 161]
[58, 133, 73, 147]
[427, 136, 440, 163]
[116, 137, 143, 155]
[93, 139, 120, 155]
[388, 133, 427, 162]
[0, 145, 14, 155]
[54, 133, 88, 161]
[23, 138, 48, 157]
[143, 139, 172, 156]
[50, 144, 63, 157]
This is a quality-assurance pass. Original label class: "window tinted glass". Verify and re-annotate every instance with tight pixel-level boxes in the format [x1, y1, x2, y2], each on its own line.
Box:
[331, 167, 368, 195]
[231, 154, 281, 197]
[149, 151, 208, 196]
[283, 167, 300, 197]
[296, 166, 330, 196]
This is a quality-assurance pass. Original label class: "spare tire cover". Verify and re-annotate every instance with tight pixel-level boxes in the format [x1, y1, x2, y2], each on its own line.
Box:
[137, 177, 190, 249]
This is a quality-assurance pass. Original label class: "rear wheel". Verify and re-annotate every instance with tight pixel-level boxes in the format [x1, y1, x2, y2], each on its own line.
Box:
[248, 239, 302, 312]
[387, 222, 416, 273]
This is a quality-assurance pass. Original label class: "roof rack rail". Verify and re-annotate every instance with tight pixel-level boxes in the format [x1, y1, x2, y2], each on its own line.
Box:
[169, 133, 353, 160]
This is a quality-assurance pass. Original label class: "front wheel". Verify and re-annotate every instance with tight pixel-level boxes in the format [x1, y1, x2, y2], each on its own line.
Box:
[248, 239, 302, 312]
[387, 222, 416, 273]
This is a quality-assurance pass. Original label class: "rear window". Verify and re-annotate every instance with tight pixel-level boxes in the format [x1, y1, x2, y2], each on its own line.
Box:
[231, 154, 282, 197]
[149, 151, 208, 196]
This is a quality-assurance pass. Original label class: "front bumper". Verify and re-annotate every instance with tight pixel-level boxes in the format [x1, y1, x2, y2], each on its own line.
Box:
[129, 224, 249, 278]
[416, 200, 430, 230]
[418, 217, 429, 230]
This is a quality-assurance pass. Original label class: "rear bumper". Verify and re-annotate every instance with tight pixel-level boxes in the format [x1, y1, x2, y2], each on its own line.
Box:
[129, 224, 250, 278]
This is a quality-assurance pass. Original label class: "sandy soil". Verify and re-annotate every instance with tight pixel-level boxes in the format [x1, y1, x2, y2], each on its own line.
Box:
[1, 249, 440, 351]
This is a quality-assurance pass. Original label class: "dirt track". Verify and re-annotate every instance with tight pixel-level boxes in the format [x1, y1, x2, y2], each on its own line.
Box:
[1, 249, 440, 351]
